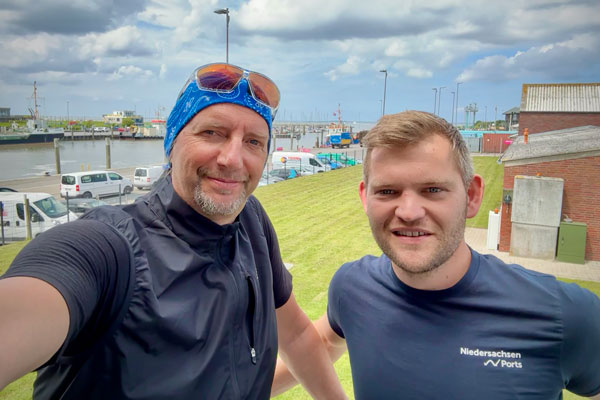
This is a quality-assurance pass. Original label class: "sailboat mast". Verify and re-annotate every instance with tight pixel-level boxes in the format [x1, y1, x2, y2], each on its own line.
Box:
[33, 81, 40, 121]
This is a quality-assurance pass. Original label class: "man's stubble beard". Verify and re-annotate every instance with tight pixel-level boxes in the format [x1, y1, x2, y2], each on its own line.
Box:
[193, 168, 249, 218]
[372, 205, 467, 277]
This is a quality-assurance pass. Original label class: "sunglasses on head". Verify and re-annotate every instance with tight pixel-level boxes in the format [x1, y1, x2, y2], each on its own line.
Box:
[179, 63, 280, 117]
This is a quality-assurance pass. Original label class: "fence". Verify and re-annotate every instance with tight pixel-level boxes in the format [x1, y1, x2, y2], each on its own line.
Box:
[0, 189, 134, 245]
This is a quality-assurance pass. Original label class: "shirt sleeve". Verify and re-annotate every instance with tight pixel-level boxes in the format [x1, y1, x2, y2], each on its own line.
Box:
[252, 196, 292, 308]
[559, 281, 600, 396]
[0, 219, 133, 360]
[327, 265, 346, 339]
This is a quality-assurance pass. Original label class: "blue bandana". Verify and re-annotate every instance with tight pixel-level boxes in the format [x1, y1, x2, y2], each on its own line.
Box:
[164, 78, 273, 157]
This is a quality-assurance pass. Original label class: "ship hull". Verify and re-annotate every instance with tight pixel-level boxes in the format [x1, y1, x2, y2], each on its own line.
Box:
[0, 132, 65, 145]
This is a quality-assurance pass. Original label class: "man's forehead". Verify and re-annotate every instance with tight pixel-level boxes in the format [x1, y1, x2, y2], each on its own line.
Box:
[186, 104, 269, 135]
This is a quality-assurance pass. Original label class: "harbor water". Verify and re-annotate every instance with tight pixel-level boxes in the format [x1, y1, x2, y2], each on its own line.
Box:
[0, 130, 360, 181]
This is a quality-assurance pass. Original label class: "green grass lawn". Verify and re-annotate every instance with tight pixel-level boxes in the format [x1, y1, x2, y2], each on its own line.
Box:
[0, 157, 593, 399]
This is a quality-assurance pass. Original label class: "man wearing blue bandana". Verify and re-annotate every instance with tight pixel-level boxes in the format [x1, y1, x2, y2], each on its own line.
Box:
[0, 64, 347, 399]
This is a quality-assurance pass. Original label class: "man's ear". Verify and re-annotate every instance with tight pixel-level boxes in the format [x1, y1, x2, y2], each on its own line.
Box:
[466, 174, 484, 218]
[359, 180, 368, 213]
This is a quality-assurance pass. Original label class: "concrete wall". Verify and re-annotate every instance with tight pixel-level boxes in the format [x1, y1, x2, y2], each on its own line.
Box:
[500, 155, 600, 261]
[518, 112, 600, 135]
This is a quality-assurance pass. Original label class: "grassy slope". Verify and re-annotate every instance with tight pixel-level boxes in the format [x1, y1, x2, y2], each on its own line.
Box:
[0, 159, 592, 399]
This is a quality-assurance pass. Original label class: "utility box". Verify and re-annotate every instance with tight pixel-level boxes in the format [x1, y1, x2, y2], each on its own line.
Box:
[487, 211, 501, 250]
[556, 222, 587, 264]
[510, 175, 564, 259]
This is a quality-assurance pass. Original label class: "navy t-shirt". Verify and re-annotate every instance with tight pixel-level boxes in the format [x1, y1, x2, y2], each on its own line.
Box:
[328, 249, 600, 399]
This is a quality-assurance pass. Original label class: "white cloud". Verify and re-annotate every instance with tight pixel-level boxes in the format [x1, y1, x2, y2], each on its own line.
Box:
[79, 26, 155, 57]
[0, 33, 61, 68]
[406, 68, 433, 79]
[458, 33, 600, 82]
[107, 65, 154, 81]
[325, 56, 365, 81]
[159, 64, 168, 79]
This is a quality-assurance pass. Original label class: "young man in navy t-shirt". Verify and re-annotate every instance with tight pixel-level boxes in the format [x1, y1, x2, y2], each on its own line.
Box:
[273, 110, 600, 399]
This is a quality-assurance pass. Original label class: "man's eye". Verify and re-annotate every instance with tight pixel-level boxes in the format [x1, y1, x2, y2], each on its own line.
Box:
[377, 189, 395, 195]
[202, 130, 215, 136]
[426, 187, 442, 193]
[248, 139, 262, 146]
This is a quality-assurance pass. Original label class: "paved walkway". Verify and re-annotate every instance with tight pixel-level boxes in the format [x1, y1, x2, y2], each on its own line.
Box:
[465, 228, 600, 282]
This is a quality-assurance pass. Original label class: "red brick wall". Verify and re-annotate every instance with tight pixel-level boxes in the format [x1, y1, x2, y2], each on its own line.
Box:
[518, 112, 600, 135]
[499, 156, 600, 261]
[482, 133, 513, 153]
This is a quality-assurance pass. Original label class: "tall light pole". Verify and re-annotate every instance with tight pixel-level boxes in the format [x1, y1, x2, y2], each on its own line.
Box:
[455, 82, 462, 127]
[66, 101, 69, 131]
[380, 69, 388, 116]
[432, 88, 437, 114]
[214, 8, 230, 63]
[451, 91, 455, 125]
[437, 86, 445, 119]
[494, 105, 498, 132]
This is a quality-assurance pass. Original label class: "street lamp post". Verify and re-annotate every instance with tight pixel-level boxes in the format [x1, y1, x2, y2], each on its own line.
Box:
[214, 8, 230, 63]
[437, 86, 446, 119]
[455, 82, 462, 127]
[432, 88, 437, 114]
[451, 91, 455, 125]
[66, 101, 69, 132]
[379, 69, 388, 116]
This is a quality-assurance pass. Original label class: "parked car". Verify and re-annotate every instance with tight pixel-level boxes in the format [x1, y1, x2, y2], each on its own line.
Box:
[258, 174, 284, 187]
[316, 155, 343, 169]
[317, 152, 359, 167]
[60, 198, 109, 216]
[0, 187, 18, 192]
[60, 170, 133, 199]
[134, 166, 165, 190]
[268, 168, 301, 180]
[271, 151, 329, 173]
[0, 192, 77, 241]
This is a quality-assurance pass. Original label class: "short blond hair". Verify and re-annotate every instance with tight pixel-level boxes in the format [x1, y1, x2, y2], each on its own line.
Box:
[362, 110, 474, 188]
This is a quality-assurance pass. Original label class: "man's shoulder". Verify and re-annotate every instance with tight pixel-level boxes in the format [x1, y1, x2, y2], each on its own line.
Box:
[474, 250, 596, 305]
[476, 250, 558, 284]
[83, 204, 133, 225]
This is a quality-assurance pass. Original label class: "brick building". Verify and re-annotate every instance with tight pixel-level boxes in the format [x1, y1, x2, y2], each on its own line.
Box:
[499, 126, 600, 261]
[518, 83, 600, 136]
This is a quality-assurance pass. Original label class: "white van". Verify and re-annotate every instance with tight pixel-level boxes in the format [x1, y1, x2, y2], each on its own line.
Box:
[134, 166, 165, 190]
[271, 152, 330, 173]
[60, 170, 133, 199]
[0, 192, 77, 242]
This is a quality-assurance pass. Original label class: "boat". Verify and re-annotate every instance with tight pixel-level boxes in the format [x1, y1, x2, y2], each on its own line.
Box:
[0, 81, 65, 145]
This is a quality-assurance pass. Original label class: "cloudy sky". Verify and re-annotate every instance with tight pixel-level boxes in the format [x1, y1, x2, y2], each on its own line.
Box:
[1, 0, 598, 124]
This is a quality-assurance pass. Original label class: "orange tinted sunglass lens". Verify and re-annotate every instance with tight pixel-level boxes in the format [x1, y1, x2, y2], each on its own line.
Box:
[196, 64, 243, 91]
[248, 73, 280, 109]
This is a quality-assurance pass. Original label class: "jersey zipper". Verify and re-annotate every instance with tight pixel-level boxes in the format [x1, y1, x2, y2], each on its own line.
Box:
[246, 276, 257, 365]
[225, 263, 242, 399]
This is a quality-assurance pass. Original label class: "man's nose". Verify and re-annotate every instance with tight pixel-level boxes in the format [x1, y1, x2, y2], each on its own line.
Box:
[394, 192, 426, 222]
[217, 137, 244, 170]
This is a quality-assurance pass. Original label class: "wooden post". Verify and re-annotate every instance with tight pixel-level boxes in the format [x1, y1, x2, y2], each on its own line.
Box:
[105, 137, 111, 169]
[54, 138, 61, 174]
[24, 195, 32, 240]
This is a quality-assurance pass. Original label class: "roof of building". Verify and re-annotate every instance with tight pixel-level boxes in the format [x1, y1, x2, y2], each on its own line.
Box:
[501, 125, 600, 164]
[503, 106, 520, 115]
[520, 83, 600, 113]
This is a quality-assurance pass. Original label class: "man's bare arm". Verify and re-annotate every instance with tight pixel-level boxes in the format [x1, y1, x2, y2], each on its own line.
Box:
[0, 276, 69, 389]
[272, 310, 347, 397]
